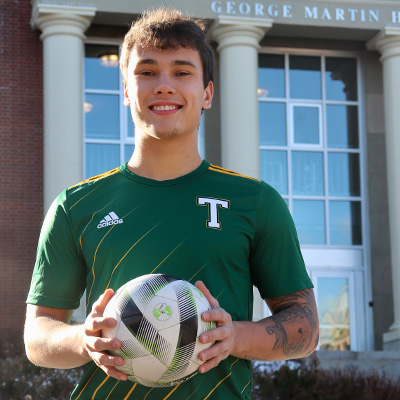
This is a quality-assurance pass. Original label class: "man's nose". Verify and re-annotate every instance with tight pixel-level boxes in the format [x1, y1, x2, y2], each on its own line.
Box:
[154, 74, 176, 94]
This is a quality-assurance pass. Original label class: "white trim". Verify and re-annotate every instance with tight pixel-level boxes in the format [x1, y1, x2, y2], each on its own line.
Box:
[357, 53, 374, 350]
[289, 103, 323, 148]
[85, 37, 123, 46]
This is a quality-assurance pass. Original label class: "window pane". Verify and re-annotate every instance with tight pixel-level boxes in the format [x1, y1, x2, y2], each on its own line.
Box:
[85, 94, 120, 140]
[86, 143, 120, 178]
[85, 45, 119, 90]
[289, 56, 321, 100]
[258, 54, 285, 98]
[124, 145, 134, 163]
[318, 277, 350, 350]
[293, 106, 320, 145]
[330, 201, 362, 245]
[292, 151, 324, 196]
[326, 57, 357, 101]
[260, 150, 288, 195]
[293, 200, 326, 245]
[327, 105, 359, 149]
[328, 153, 360, 196]
[259, 102, 286, 146]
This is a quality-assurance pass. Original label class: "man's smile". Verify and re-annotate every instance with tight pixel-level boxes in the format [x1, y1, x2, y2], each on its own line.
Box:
[149, 103, 183, 113]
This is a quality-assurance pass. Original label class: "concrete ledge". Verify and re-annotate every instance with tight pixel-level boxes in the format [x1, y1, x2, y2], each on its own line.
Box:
[317, 350, 400, 379]
[383, 329, 400, 351]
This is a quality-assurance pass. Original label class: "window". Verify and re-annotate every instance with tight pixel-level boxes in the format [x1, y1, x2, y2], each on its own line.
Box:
[84, 44, 134, 178]
[258, 52, 371, 350]
[258, 53, 362, 247]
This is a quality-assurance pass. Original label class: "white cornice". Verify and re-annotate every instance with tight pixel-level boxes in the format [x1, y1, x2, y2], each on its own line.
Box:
[208, 15, 272, 51]
[31, 2, 96, 30]
[367, 26, 400, 60]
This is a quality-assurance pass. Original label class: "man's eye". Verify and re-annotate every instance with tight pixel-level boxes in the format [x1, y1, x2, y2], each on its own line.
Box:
[177, 71, 190, 76]
[139, 71, 154, 76]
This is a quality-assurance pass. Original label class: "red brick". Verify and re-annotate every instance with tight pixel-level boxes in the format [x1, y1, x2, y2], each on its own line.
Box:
[0, 0, 43, 344]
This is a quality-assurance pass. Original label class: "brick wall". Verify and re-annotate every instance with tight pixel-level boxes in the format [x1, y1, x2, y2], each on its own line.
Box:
[0, 0, 43, 348]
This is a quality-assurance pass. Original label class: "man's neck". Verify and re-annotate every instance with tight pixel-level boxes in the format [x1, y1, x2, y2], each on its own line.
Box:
[127, 137, 202, 181]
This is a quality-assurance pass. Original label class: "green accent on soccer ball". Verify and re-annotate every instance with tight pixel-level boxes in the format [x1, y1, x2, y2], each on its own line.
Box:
[153, 305, 172, 319]
[193, 287, 203, 297]
[154, 307, 161, 319]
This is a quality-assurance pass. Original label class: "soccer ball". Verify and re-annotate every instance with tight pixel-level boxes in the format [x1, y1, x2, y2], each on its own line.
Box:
[102, 274, 216, 387]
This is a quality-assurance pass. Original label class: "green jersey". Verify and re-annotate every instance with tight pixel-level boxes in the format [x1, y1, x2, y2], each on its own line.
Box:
[27, 160, 313, 400]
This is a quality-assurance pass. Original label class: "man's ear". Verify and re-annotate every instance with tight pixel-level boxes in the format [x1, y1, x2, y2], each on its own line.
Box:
[123, 82, 130, 106]
[202, 81, 214, 110]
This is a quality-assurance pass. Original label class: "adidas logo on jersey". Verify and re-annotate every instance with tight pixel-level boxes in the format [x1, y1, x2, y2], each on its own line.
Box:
[97, 212, 123, 229]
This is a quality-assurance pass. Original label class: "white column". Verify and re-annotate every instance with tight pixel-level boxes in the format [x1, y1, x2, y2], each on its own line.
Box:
[209, 16, 272, 178]
[368, 27, 400, 344]
[31, 4, 95, 212]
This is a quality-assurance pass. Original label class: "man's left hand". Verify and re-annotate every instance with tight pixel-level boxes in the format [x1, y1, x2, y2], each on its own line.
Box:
[195, 281, 235, 373]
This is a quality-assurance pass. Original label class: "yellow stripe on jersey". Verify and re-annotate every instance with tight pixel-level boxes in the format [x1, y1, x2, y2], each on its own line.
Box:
[105, 381, 120, 400]
[186, 381, 203, 400]
[142, 387, 154, 399]
[241, 380, 251, 394]
[208, 164, 261, 182]
[91, 376, 109, 400]
[150, 238, 187, 274]
[68, 167, 121, 190]
[123, 383, 137, 399]
[70, 184, 103, 211]
[75, 367, 100, 400]
[86, 205, 141, 311]
[203, 372, 232, 400]
[203, 358, 240, 400]
[105, 221, 163, 290]
[163, 383, 182, 399]
[188, 262, 209, 283]
[79, 197, 118, 250]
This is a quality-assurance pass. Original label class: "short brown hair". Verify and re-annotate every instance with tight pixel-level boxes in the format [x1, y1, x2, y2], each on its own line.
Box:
[120, 8, 214, 88]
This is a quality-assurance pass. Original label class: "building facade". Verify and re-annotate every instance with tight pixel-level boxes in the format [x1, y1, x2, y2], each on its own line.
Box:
[2, 0, 400, 356]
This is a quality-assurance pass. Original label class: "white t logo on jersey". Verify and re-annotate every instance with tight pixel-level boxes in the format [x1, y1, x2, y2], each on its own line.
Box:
[197, 197, 230, 229]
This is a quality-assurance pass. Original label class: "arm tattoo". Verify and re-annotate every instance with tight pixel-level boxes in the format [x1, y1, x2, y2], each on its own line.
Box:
[265, 288, 319, 358]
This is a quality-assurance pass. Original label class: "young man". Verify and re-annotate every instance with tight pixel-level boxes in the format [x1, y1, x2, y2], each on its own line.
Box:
[24, 8, 319, 400]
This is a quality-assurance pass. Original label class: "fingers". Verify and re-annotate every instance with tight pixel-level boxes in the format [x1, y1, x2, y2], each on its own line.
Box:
[195, 281, 219, 309]
[92, 289, 114, 316]
[198, 320, 234, 373]
[84, 334, 127, 381]
[198, 342, 231, 373]
[92, 351, 127, 381]
[83, 289, 128, 381]
[194, 282, 235, 374]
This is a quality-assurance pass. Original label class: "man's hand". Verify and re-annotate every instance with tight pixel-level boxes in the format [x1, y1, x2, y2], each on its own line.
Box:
[195, 281, 235, 373]
[83, 289, 128, 381]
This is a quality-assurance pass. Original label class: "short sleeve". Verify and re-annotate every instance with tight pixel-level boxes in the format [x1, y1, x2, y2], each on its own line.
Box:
[250, 182, 313, 299]
[26, 191, 86, 310]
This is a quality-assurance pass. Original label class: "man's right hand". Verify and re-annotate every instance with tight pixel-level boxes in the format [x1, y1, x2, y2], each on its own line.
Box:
[25, 290, 127, 380]
[83, 289, 128, 381]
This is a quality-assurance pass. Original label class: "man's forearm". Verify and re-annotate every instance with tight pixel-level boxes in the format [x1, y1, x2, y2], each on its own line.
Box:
[231, 288, 319, 361]
[24, 313, 90, 369]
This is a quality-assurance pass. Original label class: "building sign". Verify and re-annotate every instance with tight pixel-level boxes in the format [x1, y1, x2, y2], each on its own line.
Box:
[210, 1, 400, 27]
[31, 1, 400, 30]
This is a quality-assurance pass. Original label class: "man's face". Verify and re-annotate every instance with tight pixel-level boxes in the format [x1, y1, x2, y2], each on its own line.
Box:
[124, 45, 213, 141]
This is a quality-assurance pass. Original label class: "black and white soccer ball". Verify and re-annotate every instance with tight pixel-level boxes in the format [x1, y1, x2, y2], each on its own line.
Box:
[102, 274, 216, 387]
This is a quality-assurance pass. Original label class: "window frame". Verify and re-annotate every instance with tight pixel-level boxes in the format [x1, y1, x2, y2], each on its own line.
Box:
[258, 47, 373, 351]
[258, 48, 366, 250]
[83, 38, 134, 179]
